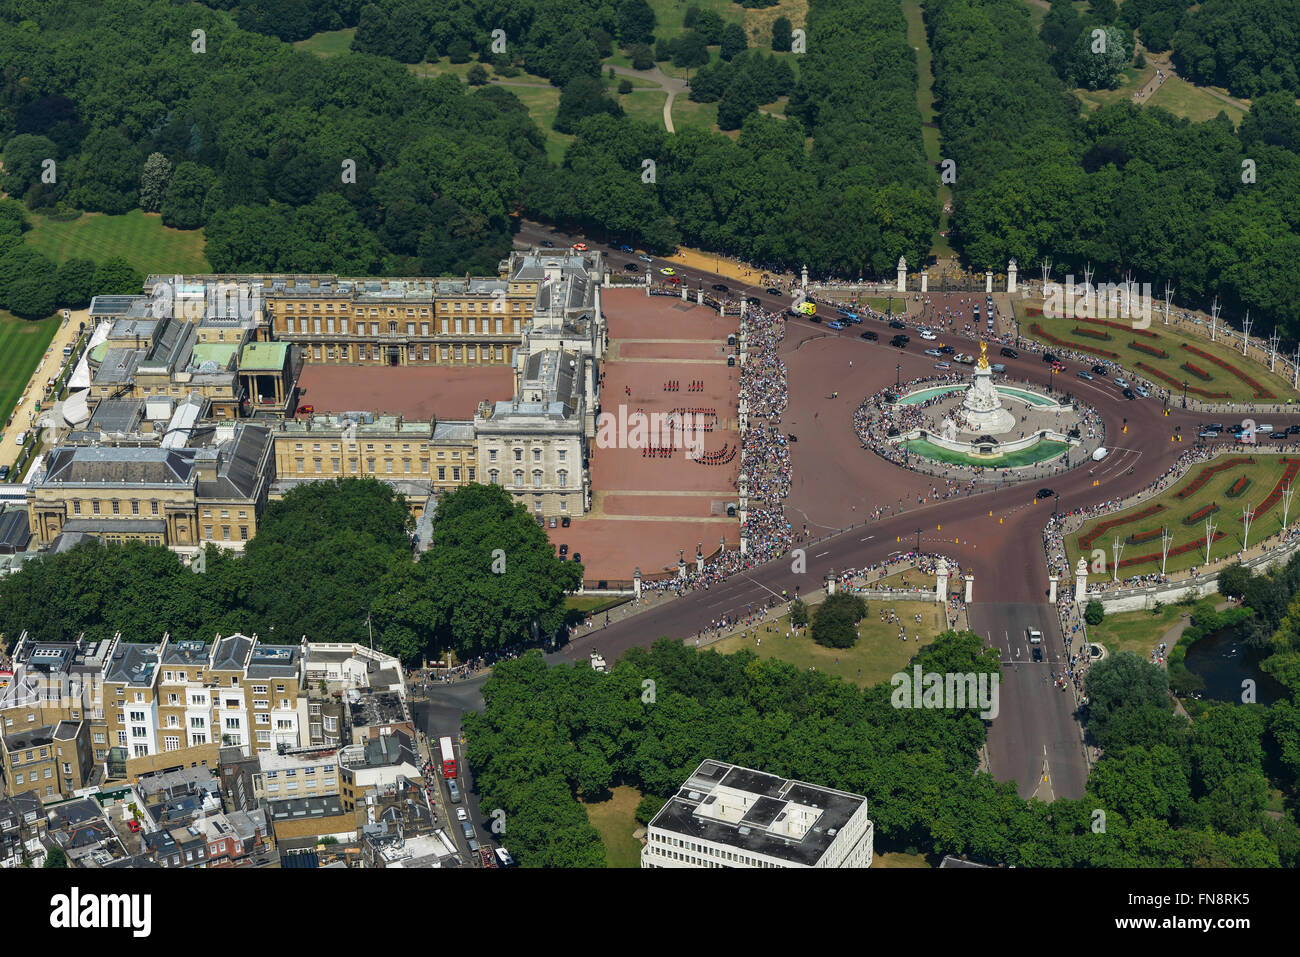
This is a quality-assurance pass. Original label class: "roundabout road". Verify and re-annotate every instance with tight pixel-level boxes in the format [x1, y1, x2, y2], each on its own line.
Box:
[513, 222, 1300, 797]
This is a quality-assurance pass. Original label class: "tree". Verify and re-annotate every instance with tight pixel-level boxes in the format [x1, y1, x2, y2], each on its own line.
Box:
[720, 23, 747, 62]
[138, 152, 173, 213]
[617, 78, 633, 95]
[161, 162, 214, 230]
[617, 0, 656, 45]
[810, 592, 867, 648]
[467, 64, 489, 86]
[1, 134, 59, 201]
[1217, 563, 1252, 601]
[1085, 601, 1105, 625]
[44, 846, 68, 868]
[1085, 651, 1172, 748]
[790, 598, 809, 628]
[447, 39, 472, 63]
[772, 16, 793, 52]
[91, 258, 143, 298]
[57, 258, 97, 308]
[1068, 24, 1128, 90]
[554, 77, 625, 135]
[716, 73, 760, 130]
[673, 31, 711, 69]
[694, 10, 725, 44]
[627, 43, 655, 70]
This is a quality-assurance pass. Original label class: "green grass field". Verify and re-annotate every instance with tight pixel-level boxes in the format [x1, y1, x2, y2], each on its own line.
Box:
[1146, 74, 1246, 126]
[902, 438, 1071, 468]
[1013, 300, 1298, 403]
[1087, 603, 1188, 658]
[24, 209, 209, 275]
[620, 90, 669, 128]
[671, 96, 719, 132]
[1073, 64, 1155, 113]
[709, 600, 949, 688]
[1067, 454, 1300, 576]
[293, 28, 356, 57]
[582, 785, 644, 868]
[902, 0, 953, 261]
[0, 312, 60, 439]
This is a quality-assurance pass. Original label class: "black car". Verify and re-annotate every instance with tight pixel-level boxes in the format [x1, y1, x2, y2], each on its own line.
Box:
[859, 330, 878, 341]
[1000, 347, 1018, 359]
[889, 320, 906, 329]
[540, 239, 554, 247]
[890, 337, 908, 348]
[766, 287, 781, 295]
[1091, 364, 1107, 375]
[1037, 488, 1055, 499]
[559, 543, 568, 555]
[1043, 352, 1058, 364]
[939, 345, 955, 355]
[1273, 432, 1289, 440]
[0, 465, 8, 482]
[1288, 425, 1300, 435]
[1032, 647, 1043, 662]
[1206, 423, 1224, 432]
[624, 262, 639, 271]
[1122, 388, 1136, 400]
[788, 433, 798, 442]
[712, 283, 728, 292]
[572, 552, 581, 563]
[808, 314, 821, 323]
[561, 515, 571, 527]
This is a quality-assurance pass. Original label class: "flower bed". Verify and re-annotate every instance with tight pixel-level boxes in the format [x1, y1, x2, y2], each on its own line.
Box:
[1118, 532, 1225, 569]
[1131, 341, 1168, 359]
[1182, 503, 1221, 524]
[1226, 476, 1251, 497]
[1176, 457, 1254, 498]
[1030, 323, 1120, 359]
[1248, 457, 1300, 520]
[1181, 361, 1212, 381]
[1076, 315, 1160, 339]
[1179, 343, 1275, 399]
[1077, 503, 1166, 550]
[1135, 362, 1230, 399]
[1127, 528, 1164, 545]
[1072, 326, 1113, 341]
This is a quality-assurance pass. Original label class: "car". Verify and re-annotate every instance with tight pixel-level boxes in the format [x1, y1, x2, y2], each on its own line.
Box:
[919, 330, 937, 340]
[841, 313, 862, 324]
[572, 242, 588, 251]
[1134, 386, 1150, 398]
[1274, 432, 1290, 441]
[0, 465, 8, 482]
[1258, 424, 1274, 433]
[1122, 388, 1136, 400]
[827, 320, 846, 330]
[939, 345, 955, 355]
[1032, 647, 1043, 662]
[1027, 627, 1043, 643]
[1036, 489, 1054, 500]
[572, 552, 581, 563]
[1076, 370, 1094, 380]
[1000, 347, 1018, 359]
[934, 362, 952, 370]
[1043, 352, 1058, 364]
[1288, 425, 1300, 435]
[1198, 430, 1218, 438]
[561, 515, 571, 528]
[549, 516, 557, 528]
[807, 313, 821, 322]
[460, 821, 474, 839]
[13, 431, 26, 446]
[1113, 379, 1128, 389]
[494, 847, 517, 868]
[667, 276, 681, 285]
[1091, 364, 1108, 375]
[1092, 447, 1109, 461]
[659, 267, 675, 276]
[623, 262, 639, 271]
[712, 283, 728, 292]
[639, 254, 654, 263]
[1206, 423, 1224, 432]
[890, 337, 908, 348]
[747, 297, 761, 307]
[991, 363, 1006, 373]
[559, 543, 569, 555]
[456, 807, 468, 822]
[127, 819, 141, 833]
[924, 348, 942, 357]
[619, 244, 634, 253]
[1051, 361, 1066, 373]
[540, 239, 554, 247]
[859, 330, 878, 341]
[888, 320, 906, 329]
[299, 404, 314, 415]
[448, 779, 461, 803]
[955, 354, 976, 365]
[766, 287, 781, 295]
[788, 433, 798, 442]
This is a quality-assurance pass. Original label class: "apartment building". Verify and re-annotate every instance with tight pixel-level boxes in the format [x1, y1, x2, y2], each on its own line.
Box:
[252, 746, 341, 802]
[0, 720, 92, 803]
[641, 761, 874, 869]
[338, 730, 422, 813]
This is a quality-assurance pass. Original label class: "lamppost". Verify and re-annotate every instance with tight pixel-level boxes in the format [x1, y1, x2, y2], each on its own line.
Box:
[915, 527, 922, 552]
[896, 363, 902, 392]
[1182, 380, 1187, 409]
[1014, 316, 1020, 350]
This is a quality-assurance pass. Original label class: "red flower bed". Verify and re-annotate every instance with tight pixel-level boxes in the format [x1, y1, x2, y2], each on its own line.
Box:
[1248, 457, 1300, 520]
[1076, 315, 1160, 339]
[1183, 503, 1221, 524]
[1179, 343, 1275, 399]
[1131, 341, 1168, 359]
[1181, 361, 1212, 381]
[1072, 326, 1113, 341]
[1024, 306, 1043, 316]
[1127, 528, 1163, 545]
[1118, 532, 1226, 569]
[1135, 362, 1230, 399]
[1030, 323, 1120, 359]
[1176, 457, 1254, 498]
[1226, 476, 1251, 497]
[1077, 503, 1166, 550]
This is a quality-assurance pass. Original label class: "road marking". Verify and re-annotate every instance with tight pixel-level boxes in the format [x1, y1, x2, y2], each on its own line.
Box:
[859, 535, 875, 542]
[815, 551, 828, 557]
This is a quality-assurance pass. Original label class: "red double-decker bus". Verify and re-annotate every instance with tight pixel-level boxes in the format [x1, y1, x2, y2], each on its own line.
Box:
[439, 736, 457, 779]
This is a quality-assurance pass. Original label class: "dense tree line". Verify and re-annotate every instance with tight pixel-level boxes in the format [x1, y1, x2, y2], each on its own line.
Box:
[466, 633, 1300, 866]
[1172, 0, 1300, 99]
[0, 481, 577, 663]
[931, 0, 1300, 339]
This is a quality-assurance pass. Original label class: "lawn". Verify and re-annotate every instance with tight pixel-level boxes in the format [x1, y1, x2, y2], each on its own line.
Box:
[708, 600, 949, 688]
[872, 851, 934, 867]
[293, 28, 355, 57]
[903, 0, 952, 261]
[1087, 603, 1187, 658]
[671, 96, 719, 133]
[0, 312, 60, 439]
[1146, 74, 1246, 126]
[488, 84, 570, 164]
[582, 785, 644, 868]
[874, 568, 938, 591]
[24, 209, 209, 275]
[1073, 64, 1156, 113]
[902, 437, 1071, 468]
[620, 90, 669, 128]
[1012, 300, 1298, 404]
[1066, 453, 1300, 576]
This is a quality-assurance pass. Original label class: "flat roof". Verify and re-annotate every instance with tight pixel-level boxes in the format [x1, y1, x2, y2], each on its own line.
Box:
[240, 342, 290, 371]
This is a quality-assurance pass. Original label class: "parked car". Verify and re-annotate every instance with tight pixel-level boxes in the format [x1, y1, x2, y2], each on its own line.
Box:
[1032, 647, 1043, 662]
[561, 515, 571, 527]
[0, 465, 8, 482]
[1198, 430, 1218, 438]
[924, 348, 942, 357]
[461, 821, 475, 839]
[1134, 386, 1150, 398]
[841, 313, 862, 324]
[827, 320, 846, 330]
[13, 431, 26, 446]
[572, 552, 581, 563]
[1113, 379, 1128, 389]
[859, 330, 878, 341]
[1272, 432, 1289, 441]
[1042, 352, 1058, 364]
[1000, 347, 1018, 358]
[1258, 424, 1274, 433]
[1206, 423, 1225, 432]
[890, 337, 908, 349]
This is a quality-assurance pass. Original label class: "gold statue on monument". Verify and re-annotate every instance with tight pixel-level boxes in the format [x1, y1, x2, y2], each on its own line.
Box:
[976, 339, 989, 371]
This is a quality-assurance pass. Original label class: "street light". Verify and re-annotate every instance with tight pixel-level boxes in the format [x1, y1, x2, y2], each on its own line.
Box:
[915, 527, 922, 552]
[896, 363, 902, 391]
[1182, 381, 1187, 409]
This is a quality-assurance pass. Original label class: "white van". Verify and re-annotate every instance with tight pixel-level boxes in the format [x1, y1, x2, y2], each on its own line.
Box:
[1092, 447, 1109, 461]
[1027, 628, 1042, 644]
